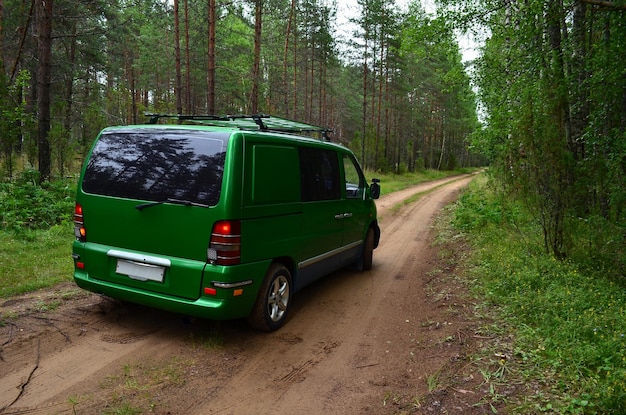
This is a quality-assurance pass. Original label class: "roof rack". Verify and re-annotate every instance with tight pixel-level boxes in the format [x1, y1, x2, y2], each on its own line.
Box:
[144, 113, 332, 141]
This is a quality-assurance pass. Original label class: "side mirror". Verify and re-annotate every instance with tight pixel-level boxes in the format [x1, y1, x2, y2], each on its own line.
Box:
[370, 178, 380, 199]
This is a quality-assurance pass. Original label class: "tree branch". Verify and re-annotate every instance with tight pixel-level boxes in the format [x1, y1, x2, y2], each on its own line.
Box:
[581, 0, 626, 10]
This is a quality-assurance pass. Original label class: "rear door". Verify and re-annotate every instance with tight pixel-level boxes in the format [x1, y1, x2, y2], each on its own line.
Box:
[78, 128, 230, 300]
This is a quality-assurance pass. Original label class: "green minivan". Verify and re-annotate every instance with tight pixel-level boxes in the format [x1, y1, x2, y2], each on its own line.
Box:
[72, 115, 380, 331]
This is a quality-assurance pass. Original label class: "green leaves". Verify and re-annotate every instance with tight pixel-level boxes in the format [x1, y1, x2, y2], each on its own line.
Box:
[453, 0, 626, 258]
[0, 173, 75, 232]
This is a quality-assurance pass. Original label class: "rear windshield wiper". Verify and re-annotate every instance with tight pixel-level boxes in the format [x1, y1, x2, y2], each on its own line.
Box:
[135, 198, 209, 211]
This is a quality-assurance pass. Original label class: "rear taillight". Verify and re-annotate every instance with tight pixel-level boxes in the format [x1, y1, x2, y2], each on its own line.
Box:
[74, 203, 86, 242]
[207, 220, 241, 265]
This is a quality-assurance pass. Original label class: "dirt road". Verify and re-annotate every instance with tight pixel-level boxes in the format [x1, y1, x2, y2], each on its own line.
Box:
[0, 173, 493, 414]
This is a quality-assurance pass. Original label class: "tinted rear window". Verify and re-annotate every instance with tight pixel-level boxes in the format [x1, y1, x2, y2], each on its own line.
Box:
[82, 129, 228, 206]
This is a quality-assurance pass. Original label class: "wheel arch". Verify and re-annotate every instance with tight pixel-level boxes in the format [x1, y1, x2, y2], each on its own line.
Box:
[272, 255, 297, 284]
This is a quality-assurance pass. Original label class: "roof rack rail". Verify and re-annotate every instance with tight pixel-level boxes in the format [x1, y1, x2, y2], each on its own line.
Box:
[144, 113, 333, 141]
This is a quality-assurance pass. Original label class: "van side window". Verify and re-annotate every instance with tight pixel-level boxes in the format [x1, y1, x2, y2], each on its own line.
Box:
[299, 147, 341, 202]
[343, 155, 365, 199]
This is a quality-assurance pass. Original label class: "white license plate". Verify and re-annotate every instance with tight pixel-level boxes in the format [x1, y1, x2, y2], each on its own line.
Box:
[116, 259, 165, 282]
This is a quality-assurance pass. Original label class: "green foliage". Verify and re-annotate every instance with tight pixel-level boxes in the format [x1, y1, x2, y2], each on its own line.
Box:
[455, 175, 626, 414]
[450, 0, 626, 259]
[453, 176, 516, 230]
[394, 8, 480, 171]
[0, 171, 76, 232]
[0, 224, 73, 297]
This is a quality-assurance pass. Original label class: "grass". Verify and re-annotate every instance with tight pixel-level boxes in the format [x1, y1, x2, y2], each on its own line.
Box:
[451, 174, 626, 414]
[97, 357, 190, 414]
[0, 224, 74, 297]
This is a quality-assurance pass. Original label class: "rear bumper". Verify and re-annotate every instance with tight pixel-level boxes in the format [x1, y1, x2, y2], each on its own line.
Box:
[72, 241, 270, 320]
[73, 269, 261, 320]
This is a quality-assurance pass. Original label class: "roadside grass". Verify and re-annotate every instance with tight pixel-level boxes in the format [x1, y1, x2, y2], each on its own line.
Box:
[0, 171, 76, 298]
[452, 175, 626, 414]
[0, 224, 74, 298]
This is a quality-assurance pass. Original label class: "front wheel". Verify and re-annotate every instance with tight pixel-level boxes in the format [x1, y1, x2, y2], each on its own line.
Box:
[247, 263, 292, 331]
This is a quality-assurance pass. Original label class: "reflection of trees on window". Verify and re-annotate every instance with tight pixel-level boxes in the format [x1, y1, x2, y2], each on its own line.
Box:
[83, 130, 228, 206]
[343, 155, 364, 199]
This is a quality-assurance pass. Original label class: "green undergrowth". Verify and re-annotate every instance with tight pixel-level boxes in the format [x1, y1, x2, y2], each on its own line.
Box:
[0, 224, 74, 298]
[453, 175, 626, 414]
[0, 169, 76, 231]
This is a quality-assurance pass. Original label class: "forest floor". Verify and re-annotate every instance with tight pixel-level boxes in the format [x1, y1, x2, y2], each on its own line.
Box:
[0, 173, 514, 414]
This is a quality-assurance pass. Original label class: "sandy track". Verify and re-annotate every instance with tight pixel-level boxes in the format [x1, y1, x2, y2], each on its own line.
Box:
[0, 173, 487, 415]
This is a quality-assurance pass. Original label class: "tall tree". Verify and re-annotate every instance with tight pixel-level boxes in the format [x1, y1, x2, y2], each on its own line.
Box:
[183, 0, 193, 113]
[0, 0, 481, 181]
[250, 0, 262, 113]
[174, 0, 183, 116]
[35, 0, 53, 182]
[207, 0, 216, 113]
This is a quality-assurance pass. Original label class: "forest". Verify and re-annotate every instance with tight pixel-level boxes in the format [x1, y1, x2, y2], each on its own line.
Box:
[0, 0, 481, 183]
[0, 0, 624, 264]
[448, 0, 625, 261]
[0, 2, 624, 410]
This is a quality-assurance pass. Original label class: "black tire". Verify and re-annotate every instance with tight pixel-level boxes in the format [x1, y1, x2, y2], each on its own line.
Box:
[357, 227, 375, 271]
[247, 263, 292, 331]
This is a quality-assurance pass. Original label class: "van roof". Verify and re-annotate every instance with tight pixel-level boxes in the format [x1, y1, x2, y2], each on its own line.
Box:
[143, 113, 332, 141]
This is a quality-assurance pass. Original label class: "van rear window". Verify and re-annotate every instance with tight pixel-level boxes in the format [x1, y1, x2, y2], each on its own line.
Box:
[82, 129, 228, 206]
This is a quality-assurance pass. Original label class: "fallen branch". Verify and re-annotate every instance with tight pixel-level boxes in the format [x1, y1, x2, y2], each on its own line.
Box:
[356, 362, 380, 369]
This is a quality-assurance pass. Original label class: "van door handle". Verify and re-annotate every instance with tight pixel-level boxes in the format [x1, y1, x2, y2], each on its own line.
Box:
[334, 214, 345, 220]
[343, 212, 353, 218]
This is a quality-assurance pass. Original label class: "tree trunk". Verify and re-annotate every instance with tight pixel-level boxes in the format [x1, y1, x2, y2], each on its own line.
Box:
[174, 0, 183, 117]
[128, 51, 137, 124]
[283, 0, 295, 116]
[292, 16, 298, 118]
[361, 14, 369, 168]
[0, 0, 3, 74]
[62, 21, 77, 177]
[184, 0, 191, 113]
[251, 0, 262, 113]
[10, 0, 35, 82]
[207, 0, 216, 113]
[36, 0, 52, 183]
[569, 0, 589, 160]
[308, 37, 314, 122]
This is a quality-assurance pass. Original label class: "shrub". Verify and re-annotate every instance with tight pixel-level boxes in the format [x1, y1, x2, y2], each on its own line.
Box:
[0, 170, 76, 232]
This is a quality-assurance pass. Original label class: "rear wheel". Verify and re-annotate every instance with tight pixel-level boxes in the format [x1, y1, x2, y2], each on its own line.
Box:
[247, 263, 292, 331]
[357, 227, 375, 271]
